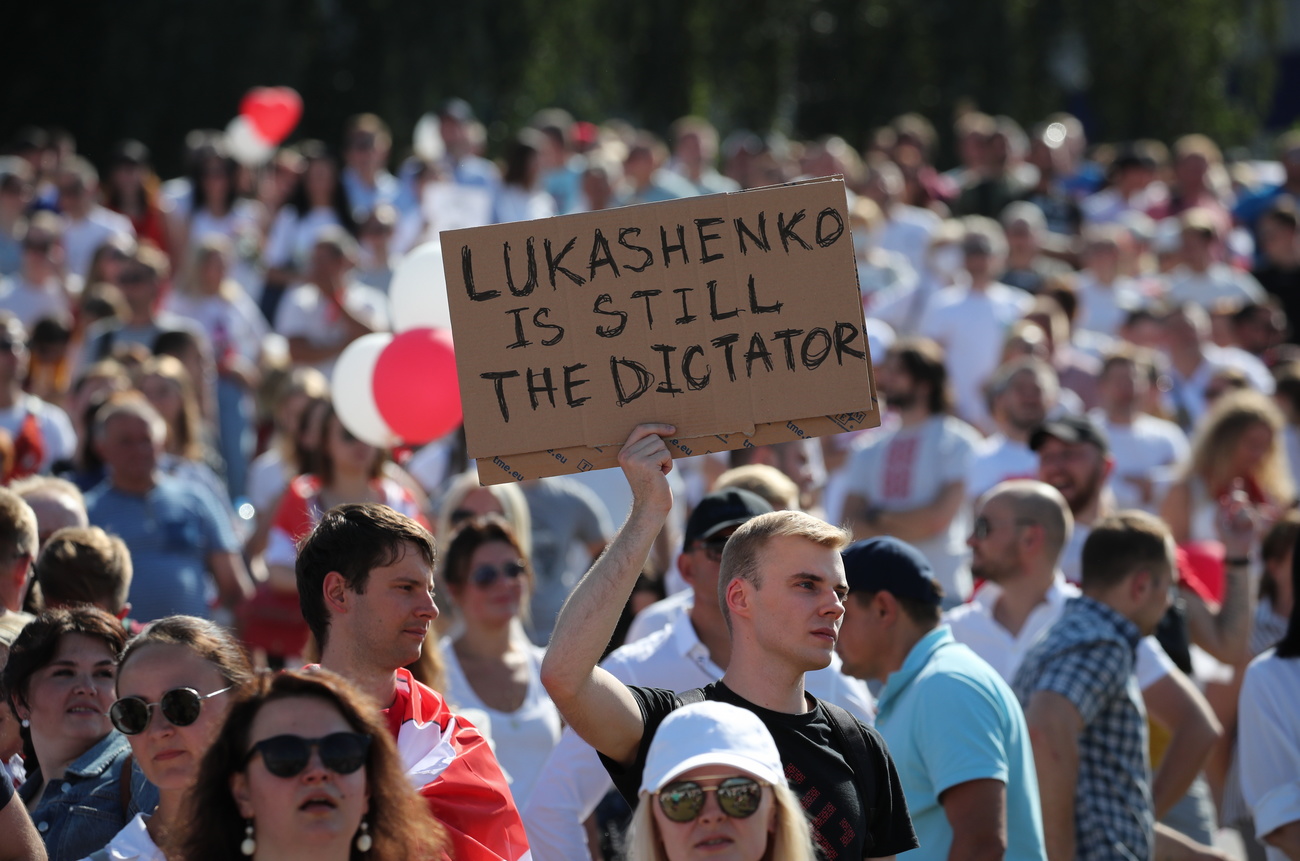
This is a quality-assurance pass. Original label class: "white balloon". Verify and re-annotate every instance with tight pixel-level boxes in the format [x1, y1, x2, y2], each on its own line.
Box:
[224, 116, 275, 167]
[331, 333, 398, 448]
[413, 113, 446, 163]
[389, 242, 453, 332]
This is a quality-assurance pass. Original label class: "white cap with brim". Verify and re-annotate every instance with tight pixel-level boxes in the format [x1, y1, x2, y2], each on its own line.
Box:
[639, 701, 785, 795]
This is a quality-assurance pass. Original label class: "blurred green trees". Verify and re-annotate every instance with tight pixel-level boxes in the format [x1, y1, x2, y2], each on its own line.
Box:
[1, 0, 1279, 174]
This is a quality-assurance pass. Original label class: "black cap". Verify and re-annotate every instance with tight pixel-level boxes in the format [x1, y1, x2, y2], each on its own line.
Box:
[1029, 414, 1110, 456]
[842, 538, 943, 606]
[683, 488, 773, 548]
[438, 98, 475, 123]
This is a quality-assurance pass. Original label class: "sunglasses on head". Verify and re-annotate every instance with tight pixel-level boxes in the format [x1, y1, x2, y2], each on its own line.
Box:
[656, 776, 767, 823]
[471, 561, 526, 587]
[244, 732, 372, 779]
[109, 685, 233, 735]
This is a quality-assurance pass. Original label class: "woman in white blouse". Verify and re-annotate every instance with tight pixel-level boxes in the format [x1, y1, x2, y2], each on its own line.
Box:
[1238, 550, 1300, 861]
[438, 514, 560, 807]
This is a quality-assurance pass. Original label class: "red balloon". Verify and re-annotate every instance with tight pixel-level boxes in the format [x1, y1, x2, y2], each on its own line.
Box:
[372, 328, 463, 444]
[239, 87, 303, 145]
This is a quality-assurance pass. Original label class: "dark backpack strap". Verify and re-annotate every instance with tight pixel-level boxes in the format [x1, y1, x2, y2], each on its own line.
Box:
[822, 701, 872, 807]
[119, 752, 134, 818]
[674, 686, 707, 708]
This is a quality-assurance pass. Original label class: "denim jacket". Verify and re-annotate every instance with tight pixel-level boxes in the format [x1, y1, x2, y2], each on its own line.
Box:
[18, 732, 159, 861]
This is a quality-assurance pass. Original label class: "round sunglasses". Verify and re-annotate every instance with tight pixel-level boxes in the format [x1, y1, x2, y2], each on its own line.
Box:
[471, 561, 525, 588]
[244, 732, 372, 779]
[655, 776, 767, 823]
[108, 686, 234, 735]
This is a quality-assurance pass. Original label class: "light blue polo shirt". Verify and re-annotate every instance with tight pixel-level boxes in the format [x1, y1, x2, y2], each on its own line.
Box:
[876, 625, 1046, 861]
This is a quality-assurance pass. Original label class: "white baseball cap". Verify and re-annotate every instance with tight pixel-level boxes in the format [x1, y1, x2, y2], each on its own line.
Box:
[639, 701, 785, 795]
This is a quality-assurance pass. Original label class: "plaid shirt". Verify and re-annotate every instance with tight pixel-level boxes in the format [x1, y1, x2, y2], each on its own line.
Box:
[1013, 596, 1153, 861]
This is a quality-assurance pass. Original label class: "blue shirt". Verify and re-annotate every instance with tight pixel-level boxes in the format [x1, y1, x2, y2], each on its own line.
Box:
[19, 731, 158, 861]
[876, 625, 1045, 861]
[1013, 596, 1152, 861]
[86, 475, 239, 622]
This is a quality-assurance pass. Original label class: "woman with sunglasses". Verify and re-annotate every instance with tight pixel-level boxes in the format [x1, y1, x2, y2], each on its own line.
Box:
[626, 701, 814, 861]
[84, 616, 254, 860]
[180, 668, 445, 861]
[436, 514, 559, 807]
[1, 607, 156, 861]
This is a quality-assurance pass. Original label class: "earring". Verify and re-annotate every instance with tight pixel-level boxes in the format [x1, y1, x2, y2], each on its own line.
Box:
[240, 821, 256, 856]
[355, 820, 372, 852]
[20, 719, 29, 728]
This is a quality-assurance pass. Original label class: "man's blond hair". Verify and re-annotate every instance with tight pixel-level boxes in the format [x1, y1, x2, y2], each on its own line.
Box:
[718, 510, 850, 630]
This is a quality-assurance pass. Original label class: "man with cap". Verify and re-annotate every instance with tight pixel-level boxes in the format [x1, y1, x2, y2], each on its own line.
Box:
[838, 536, 1046, 861]
[1030, 414, 1115, 584]
[524, 486, 874, 860]
[542, 425, 915, 861]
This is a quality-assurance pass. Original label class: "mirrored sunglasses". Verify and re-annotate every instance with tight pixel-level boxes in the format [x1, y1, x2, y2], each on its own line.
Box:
[244, 732, 372, 779]
[108, 685, 233, 735]
[656, 776, 766, 823]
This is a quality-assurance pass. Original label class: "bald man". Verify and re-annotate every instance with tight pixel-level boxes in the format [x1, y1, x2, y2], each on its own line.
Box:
[947, 481, 1223, 840]
[8, 475, 88, 549]
[946, 480, 1074, 678]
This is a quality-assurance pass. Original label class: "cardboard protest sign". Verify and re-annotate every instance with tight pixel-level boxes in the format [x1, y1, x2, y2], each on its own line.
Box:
[440, 176, 879, 484]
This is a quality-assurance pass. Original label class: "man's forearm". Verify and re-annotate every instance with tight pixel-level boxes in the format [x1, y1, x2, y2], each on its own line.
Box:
[541, 500, 667, 702]
[1145, 671, 1222, 817]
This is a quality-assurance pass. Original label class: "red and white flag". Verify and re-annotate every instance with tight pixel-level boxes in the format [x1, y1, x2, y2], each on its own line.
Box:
[383, 668, 532, 861]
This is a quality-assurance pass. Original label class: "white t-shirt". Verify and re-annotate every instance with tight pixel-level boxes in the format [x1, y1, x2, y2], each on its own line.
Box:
[1164, 263, 1266, 308]
[62, 206, 134, 279]
[273, 281, 390, 377]
[188, 199, 266, 296]
[918, 282, 1034, 427]
[967, 434, 1039, 504]
[163, 290, 268, 363]
[944, 575, 1173, 688]
[1074, 272, 1146, 336]
[0, 394, 77, 472]
[493, 187, 557, 224]
[1238, 649, 1300, 861]
[1090, 411, 1188, 513]
[439, 636, 562, 809]
[1287, 426, 1300, 497]
[1164, 347, 1274, 428]
[263, 206, 344, 271]
[842, 414, 982, 600]
[245, 448, 291, 517]
[874, 205, 940, 275]
[79, 812, 165, 861]
[0, 274, 74, 329]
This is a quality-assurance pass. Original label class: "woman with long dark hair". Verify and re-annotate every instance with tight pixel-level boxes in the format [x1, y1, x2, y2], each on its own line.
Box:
[179, 669, 445, 861]
[263, 142, 355, 287]
[437, 515, 559, 807]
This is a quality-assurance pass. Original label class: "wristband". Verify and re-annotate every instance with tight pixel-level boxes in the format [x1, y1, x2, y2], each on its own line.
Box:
[1224, 556, 1251, 568]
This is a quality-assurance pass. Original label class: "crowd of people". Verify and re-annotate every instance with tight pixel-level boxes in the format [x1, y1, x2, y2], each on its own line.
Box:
[0, 100, 1299, 861]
